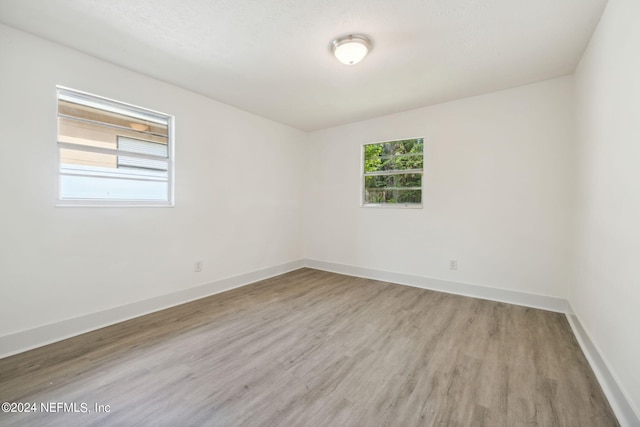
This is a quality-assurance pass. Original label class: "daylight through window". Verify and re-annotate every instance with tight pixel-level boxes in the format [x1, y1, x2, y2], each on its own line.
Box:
[56, 87, 173, 205]
[362, 137, 424, 207]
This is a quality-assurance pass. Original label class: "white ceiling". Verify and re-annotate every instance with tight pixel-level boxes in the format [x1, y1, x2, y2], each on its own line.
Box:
[0, 0, 607, 131]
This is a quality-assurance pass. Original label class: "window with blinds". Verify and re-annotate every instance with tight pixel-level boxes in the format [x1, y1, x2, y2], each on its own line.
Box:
[57, 87, 174, 206]
[362, 138, 424, 207]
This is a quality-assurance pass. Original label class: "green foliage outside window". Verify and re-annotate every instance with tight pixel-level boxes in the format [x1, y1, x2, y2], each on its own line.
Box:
[363, 138, 423, 205]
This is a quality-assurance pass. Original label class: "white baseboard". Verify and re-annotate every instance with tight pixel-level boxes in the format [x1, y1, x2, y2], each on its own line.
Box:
[304, 259, 638, 427]
[2, 258, 637, 427]
[304, 259, 568, 313]
[566, 309, 640, 427]
[0, 259, 305, 359]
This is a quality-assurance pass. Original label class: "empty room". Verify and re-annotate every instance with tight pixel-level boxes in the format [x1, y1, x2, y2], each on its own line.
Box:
[0, 0, 638, 426]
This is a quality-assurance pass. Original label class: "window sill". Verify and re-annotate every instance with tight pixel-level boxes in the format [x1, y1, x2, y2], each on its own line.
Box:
[361, 203, 423, 209]
[56, 201, 174, 208]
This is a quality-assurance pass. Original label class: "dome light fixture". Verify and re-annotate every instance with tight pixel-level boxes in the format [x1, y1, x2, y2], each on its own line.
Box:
[332, 34, 373, 65]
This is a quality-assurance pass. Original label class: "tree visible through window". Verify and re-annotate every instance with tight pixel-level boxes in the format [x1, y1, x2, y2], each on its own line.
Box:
[363, 138, 424, 206]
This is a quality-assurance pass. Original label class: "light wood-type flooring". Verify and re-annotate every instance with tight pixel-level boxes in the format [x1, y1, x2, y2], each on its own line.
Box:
[0, 268, 618, 426]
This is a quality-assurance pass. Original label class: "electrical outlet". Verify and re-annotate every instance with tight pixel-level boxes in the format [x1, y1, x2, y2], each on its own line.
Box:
[194, 260, 203, 272]
[449, 260, 458, 270]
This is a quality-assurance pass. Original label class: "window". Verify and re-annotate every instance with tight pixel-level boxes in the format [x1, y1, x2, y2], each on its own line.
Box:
[362, 137, 424, 207]
[56, 87, 174, 206]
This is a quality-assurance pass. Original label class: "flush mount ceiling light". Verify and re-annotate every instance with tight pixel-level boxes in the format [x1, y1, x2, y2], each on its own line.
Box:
[332, 34, 373, 65]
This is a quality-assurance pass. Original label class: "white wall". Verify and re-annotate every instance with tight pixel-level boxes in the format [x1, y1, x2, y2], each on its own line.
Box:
[305, 77, 575, 298]
[573, 0, 640, 419]
[1, 11, 637, 422]
[0, 24, 305, 341]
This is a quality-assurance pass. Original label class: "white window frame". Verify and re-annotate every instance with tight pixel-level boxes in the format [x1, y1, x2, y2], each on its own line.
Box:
[361, 137, 424, 209]
[56, 86, 175, 207]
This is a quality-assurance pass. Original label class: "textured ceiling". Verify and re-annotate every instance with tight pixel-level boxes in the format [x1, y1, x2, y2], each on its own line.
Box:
[0, 0, 607, 131]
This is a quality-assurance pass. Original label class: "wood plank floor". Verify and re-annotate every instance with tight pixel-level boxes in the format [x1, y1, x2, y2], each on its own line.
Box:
[0, 268, 618, 426]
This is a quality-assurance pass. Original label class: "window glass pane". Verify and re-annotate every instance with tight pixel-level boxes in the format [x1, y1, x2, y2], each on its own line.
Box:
[60, 149, 168, 181]
[117, 137, 168, 171]
[60, 148, 116, 170]
[364, 174, 422, 189]
[58, 99, 168, 135]
[117, 156, 168, 172]
[118, 137, 168, 157]
[364, 138, 424, 173]
[362, 137, 423, 206]
[57, 87, 173, 205]
[58, 117, 167, 150]
[60, 175, 168, 201]
[58, 89, 168, 124]
[364, 188, 422, 204]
